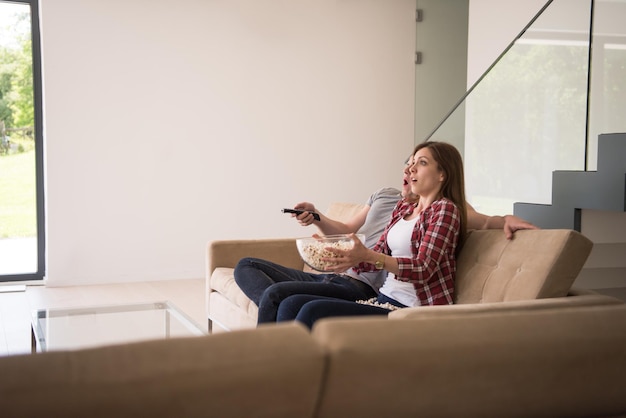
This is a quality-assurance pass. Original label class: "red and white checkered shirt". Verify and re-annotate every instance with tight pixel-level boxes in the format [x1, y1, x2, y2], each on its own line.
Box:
[355, 197, 460, 306]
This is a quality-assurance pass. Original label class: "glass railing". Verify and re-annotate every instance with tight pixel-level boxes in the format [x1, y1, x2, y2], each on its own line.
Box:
[422, 0, 626, 216]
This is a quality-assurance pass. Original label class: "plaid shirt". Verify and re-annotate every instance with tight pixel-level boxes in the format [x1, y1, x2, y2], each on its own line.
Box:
[355, 198, 460, 306]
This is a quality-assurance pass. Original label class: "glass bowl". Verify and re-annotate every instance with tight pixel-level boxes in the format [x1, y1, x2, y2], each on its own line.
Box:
[295, 234, 365, 272]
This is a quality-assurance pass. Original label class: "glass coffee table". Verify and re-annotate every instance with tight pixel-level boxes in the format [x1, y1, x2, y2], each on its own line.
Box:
[31, 301, 206, 353]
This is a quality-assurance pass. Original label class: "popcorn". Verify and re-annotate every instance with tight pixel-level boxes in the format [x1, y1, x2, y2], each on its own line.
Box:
[298, 238, 355, 271]
[356, 297, 402, 311]
[296, 234, 365, 272]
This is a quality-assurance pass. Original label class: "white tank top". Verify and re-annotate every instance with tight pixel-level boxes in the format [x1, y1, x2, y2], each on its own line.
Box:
[378, 215, 420, 307]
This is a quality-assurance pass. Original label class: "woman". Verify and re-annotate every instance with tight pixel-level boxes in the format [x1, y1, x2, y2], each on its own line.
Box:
[276, 141, 467, 328]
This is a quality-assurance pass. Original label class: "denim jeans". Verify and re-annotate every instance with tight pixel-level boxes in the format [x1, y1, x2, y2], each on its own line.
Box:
[277, 293, 406, 329]
[233, 257, 377, 324]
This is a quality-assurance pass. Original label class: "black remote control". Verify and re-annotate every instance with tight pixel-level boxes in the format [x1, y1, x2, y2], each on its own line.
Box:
[281, 208, 321, 221]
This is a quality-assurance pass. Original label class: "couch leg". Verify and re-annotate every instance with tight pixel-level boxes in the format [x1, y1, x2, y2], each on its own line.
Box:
[208, 318, 213, 334]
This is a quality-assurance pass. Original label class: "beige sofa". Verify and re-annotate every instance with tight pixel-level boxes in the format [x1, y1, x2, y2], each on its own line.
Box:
[3, 202, 624, 417]
[1, 303, 625, 417]
[207, 202, 617, 332]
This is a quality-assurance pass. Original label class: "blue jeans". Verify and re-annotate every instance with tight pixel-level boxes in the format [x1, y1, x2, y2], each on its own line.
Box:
[277, 293, 406, 329]
[233, 257, 377, 324]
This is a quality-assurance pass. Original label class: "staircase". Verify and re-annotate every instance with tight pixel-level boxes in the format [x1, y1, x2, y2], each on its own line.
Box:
[514, 132, 626, 231]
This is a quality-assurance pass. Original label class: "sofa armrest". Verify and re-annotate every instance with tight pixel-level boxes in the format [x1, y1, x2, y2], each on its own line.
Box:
[206, 238, 304, 332]
[207, 238, 303, 274]
[388, 288, 624, 320]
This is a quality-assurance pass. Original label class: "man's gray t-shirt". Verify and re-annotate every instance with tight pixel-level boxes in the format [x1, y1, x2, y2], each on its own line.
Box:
[345, 187, 402, 292]
[358, 187, 402, 248]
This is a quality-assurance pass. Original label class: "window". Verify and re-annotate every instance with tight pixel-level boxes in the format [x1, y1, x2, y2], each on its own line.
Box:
[0, 0, 44, 282]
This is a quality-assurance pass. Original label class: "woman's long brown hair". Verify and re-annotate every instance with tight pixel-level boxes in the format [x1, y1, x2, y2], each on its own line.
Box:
[413, 141, 467, 253]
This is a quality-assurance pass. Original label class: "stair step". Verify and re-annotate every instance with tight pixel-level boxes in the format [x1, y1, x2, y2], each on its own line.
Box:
[514, 132, 626, 230]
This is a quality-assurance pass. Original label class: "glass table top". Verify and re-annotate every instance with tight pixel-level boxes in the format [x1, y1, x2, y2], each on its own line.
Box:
[31, 301, 206, 352]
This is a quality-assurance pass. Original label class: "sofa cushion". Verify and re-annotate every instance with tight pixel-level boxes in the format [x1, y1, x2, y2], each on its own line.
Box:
[455, 229, 593, 303]
[389, 287, 623, 319]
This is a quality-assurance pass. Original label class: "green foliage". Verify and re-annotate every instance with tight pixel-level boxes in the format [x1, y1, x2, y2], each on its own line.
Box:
[12, 37, 33, 128]
[0, 65, 14, 126]
[0, 10, 33, 133]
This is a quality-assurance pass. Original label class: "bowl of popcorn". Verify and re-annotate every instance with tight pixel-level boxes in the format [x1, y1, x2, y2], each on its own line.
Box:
[295, 234, 365, 272]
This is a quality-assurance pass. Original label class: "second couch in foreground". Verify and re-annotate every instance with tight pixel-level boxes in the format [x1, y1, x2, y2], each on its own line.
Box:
[2, 303, 625, 417]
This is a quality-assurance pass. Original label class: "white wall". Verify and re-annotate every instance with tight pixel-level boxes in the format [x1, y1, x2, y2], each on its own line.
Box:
[40, 0, 416, 285]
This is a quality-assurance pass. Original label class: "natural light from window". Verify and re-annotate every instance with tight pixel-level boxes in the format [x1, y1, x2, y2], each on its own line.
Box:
[0, 1, 37, 276]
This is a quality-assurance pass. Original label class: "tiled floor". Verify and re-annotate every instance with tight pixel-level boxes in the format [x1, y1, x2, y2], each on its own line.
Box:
[0, 278, 207, 357]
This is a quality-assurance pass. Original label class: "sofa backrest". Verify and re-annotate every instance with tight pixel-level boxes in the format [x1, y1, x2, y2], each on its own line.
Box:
[324, 201, 366, 221]
[312, 304, 626, 418]
[455, 229, 593, 304]
[312, 207, 594, 304]
[0, 323, 325, 418]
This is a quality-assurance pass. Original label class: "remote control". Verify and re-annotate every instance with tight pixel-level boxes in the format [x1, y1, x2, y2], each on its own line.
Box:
[281, 208, 321, 221]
